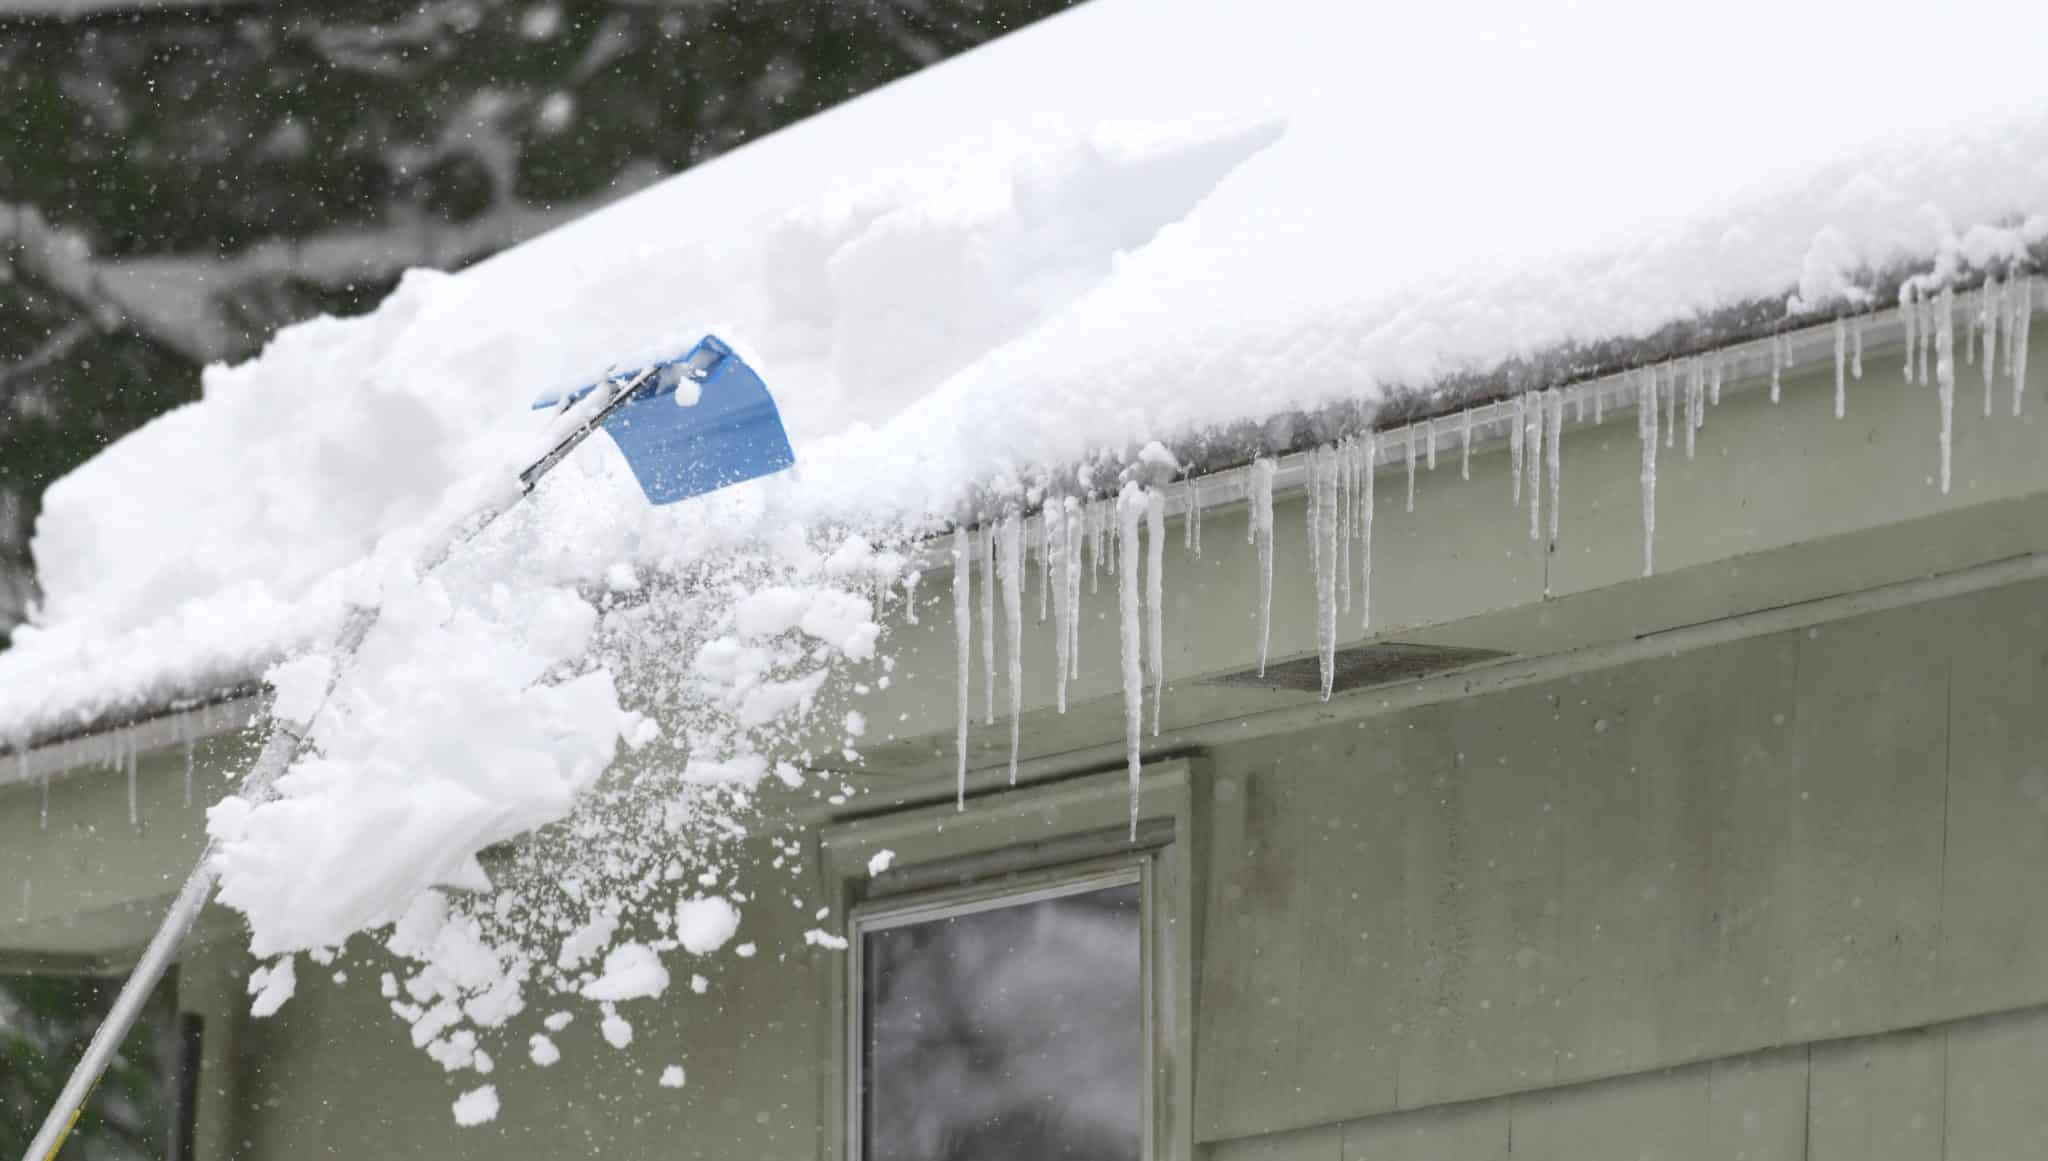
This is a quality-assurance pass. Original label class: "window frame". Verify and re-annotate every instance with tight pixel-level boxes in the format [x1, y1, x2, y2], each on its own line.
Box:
[816, 762, 1196, 1161]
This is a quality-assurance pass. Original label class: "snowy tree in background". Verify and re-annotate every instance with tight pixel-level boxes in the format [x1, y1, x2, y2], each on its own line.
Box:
[0, 0, 1074, 633]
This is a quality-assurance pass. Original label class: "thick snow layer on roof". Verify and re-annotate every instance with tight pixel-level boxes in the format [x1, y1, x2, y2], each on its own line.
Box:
[7, 0, 2048, 743]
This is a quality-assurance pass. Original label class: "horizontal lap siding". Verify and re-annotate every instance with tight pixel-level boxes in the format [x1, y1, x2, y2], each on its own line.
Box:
[1195, 578, 2048, 1144]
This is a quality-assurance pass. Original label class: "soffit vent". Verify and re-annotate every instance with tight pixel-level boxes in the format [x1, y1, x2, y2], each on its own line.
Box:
[1203, 641, 1509, 695]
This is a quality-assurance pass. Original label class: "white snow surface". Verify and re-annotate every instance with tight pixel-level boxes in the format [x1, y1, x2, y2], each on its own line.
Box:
[8, 0, 2048, 745]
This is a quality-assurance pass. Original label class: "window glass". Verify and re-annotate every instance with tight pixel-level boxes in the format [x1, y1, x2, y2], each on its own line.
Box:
[0, 972, 180, 1161]
[861, 879, 1142, 1161]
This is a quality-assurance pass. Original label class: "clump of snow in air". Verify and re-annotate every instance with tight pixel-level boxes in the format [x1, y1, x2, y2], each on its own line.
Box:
[247, 956, 296, 1019]
[452, 1085, 499, 1127]
[867, 849, 895, 877]
[659, 1065, 687, 1089]
[2, 0, 2047, 1127]
[528, 1035, 560, 1067]
[675, 896, 741, 955]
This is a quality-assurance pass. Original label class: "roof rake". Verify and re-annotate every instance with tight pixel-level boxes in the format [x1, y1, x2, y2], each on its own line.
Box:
[21, 334, 794, 1161]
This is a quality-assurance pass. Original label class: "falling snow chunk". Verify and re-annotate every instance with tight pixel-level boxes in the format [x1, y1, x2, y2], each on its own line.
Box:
[601, 1006, 634, 1049]
[580, 942, 670, 1003]
[867, 849, 896, 876]
[528, 1034, 560, 1067]
[452, 1085, 499, 1127]
[660, 1065, 687, 1089]
[674, 896, 740, 955]
[804, 929, 850, 950]
[248, 955, 297, 1018]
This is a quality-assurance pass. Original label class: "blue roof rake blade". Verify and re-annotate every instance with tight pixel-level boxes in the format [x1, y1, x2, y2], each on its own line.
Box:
[538, 335, 796, 505]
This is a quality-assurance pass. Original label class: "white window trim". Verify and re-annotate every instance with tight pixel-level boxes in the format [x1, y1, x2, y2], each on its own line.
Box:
[815, 762, 1196, 1161]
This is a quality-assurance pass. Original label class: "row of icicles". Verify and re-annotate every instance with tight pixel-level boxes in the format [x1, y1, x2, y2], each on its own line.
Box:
[939, 274, 2035, 836]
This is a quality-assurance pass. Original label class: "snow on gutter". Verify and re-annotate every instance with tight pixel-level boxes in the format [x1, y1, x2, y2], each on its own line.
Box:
[10, 272, 2037, 790]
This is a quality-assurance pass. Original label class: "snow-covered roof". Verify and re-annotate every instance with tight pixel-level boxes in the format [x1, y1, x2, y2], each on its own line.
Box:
[7, 0, 2048, 749]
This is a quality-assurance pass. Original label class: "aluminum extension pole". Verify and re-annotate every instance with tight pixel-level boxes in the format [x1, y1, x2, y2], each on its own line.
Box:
[21, 366, 656, 1161]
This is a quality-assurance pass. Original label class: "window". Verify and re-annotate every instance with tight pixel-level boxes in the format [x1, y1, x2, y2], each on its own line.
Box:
[819, 764, 1193, 1161]
[857, 870, 1144, 1161]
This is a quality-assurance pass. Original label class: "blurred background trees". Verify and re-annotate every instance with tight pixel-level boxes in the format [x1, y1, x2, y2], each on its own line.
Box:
[0, 0, 1074, 635]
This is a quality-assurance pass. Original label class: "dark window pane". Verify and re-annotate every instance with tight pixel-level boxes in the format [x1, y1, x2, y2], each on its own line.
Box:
[0, 971, 180, 1161]
[862, 880, 1142, 1161]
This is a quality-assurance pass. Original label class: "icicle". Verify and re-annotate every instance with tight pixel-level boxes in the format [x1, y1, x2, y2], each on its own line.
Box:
[1968, 287, 1981, 366]
[1510, 394, 1526, 504]
[1146, 489, 1166, 735]
[1982, 277, 2001, 415]
[126, 745, 138, 829]
[1247, 458, 1277, 675]
[1663, 364, 1677, 449]
[1116, 483, 1147, 838]
[1359, 437, 1376, 630]
[1771, 335, 1783, 402]
[1338, 441, 1354, 614]
[1049, 505, 1073, 713]
[1684, 362, 1700, 459]
[1936, 284, 1956, 495]
[1425, 418, 1437, 472]
[1460, 409, 1473, 480]
[1311, 448, 1340, 699]
[1307, 449, 1322, 582]
[1843, 319, 1859, 419]
[2014, 278, 2033, 418]
[952, 527, 971, 810]
[1091, 501, 1105, 593]
[1038, 515, 1051, 624]
[1545, 387, 1564, 548]
[1594, 382, 1605, 424]
[1065, 497, 1084, 680]
[1709, 355, 1724, 407]
[1574, 388, 1586, 424]
[1903, 283, 1919, 381]
[901, 571, 921, 624]
[1526, 392, 1544, 541]
[1183, 482, 1195, 550]
[1638, 367, 1658, 577]
[1404, 424, 1417, 513]
[980, 523, 997, 725]
[1918, 290, 1931, 386]
[1190, 484, 1203, 559]
[998, 514, 1025, 783]
[1852, 315, 1864, 381]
